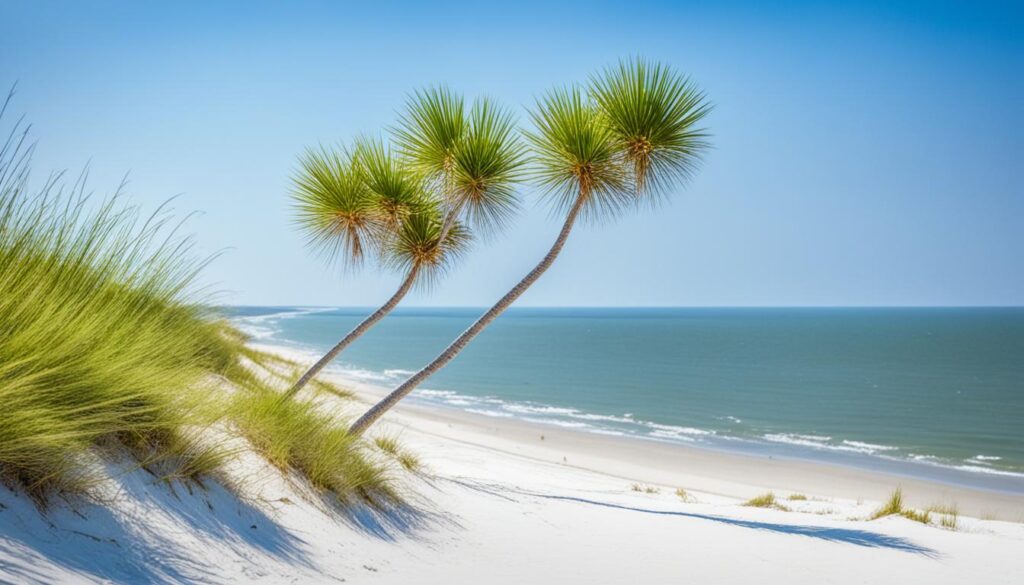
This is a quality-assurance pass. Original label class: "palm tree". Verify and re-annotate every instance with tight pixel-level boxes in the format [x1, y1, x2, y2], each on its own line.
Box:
[348, 58, 710, 435]
[282, 89, 524, 400]
[392, 87, 524, 236]
[281, 140, 451, 401]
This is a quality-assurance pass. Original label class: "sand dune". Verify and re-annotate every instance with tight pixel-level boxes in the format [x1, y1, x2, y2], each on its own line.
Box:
[2, 346, 1022, 583]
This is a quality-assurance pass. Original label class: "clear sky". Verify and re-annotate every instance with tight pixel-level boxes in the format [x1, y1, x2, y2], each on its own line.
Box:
[2, 0, 1021, 307]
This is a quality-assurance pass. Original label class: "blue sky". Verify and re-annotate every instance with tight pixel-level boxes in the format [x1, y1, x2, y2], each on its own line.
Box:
[2, 0, 1021, 306]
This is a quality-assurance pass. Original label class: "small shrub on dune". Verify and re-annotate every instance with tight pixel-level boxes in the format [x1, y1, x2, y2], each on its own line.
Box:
[871, 487, 905, 519]
[675, 487, 695, 503]
[743, 492, 790, 511]
[870, 488, 931, 524]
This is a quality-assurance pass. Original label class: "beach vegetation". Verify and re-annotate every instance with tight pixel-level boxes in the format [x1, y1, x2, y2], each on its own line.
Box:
[743, 492, 790, 511]
[675, 487, 695, 502]
[869, 488, 933, 524]
[870, 487, 905, 519]
[788, 493, 808, 501]
[347, 57, 710, 435]
[282, 90, 525, 401]
[374, 434, 421, 472]
[927, 504, 959, 529]
[631, 483, 660, 494]
[0, 94, 243, 504]
[229, 388, 395, 504]
[0, 93, 398, 509]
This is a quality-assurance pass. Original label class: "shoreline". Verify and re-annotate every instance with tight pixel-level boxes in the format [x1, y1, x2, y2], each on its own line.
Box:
[256, 342, 1024, 521]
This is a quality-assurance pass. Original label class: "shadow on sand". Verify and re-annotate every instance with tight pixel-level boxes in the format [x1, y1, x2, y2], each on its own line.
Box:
[0, 472, 311, 584]
[445, 477, 937, 557]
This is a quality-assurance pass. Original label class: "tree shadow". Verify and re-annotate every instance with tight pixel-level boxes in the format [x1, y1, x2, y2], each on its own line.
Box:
[444, 478, 937, 557]
[315, 475, 457, 542]
[537, 494, 939, 557]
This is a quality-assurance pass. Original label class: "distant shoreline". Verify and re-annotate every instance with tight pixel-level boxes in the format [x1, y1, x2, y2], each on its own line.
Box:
[235, 306, 1024, 482]
[256, 342, 1024, 520]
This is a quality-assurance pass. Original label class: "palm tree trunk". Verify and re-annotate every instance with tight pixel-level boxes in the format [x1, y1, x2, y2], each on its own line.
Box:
[348, 194, 586, 435]
[279, 264, 420, 402]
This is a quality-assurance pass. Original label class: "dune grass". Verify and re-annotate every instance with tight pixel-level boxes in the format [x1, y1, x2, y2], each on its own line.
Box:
[0, 97, 397, 508]
[743, 492, 790, 511]
[674, 487, 695, 503]
[229, 389, 395, 504]
[869, 488, 932, 524]
[374, 435, 421, 472]
[928, 503, 959, 530]
[788, 493, 808, 501]
[0, 108, 239, 501]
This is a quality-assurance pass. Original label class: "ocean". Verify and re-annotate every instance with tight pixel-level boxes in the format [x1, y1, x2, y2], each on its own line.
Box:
[228, 306, 1024, 493]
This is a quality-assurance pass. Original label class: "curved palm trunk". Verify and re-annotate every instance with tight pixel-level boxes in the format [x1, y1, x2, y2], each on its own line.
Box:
[348, 195, 586, 435]
[279, 264, 419, 402]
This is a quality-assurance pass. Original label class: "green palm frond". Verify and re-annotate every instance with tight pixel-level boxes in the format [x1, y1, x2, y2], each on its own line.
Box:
[390, 86, 467, 182]
[385, 205, 472, 288]
[355, 137, 429, 232]
[290, 145, 381, 269]
[590, 57, 712, 198]
[525, 86, 630, 222]
[450, 97, 526, 236]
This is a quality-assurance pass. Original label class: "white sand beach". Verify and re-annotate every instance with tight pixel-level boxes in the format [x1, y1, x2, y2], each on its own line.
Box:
[2, 343, 1022, 584]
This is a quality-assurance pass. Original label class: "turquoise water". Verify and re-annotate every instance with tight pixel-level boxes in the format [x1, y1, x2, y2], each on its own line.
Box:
[229, 306, 1024, 492]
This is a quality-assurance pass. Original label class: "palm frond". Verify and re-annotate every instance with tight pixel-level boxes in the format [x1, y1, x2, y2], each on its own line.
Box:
[384, 205, 472, 288]
[450, 97, 526, 236]
[290, 145, 382, 269]
[390, 86, 467, 182]
[589, 57, 712, 199]
[525, 86, 630, 222]
[354, 137, 429, 233]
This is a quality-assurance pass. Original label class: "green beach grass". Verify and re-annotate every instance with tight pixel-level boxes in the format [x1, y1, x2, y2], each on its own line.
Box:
[0, 96, 397, 507]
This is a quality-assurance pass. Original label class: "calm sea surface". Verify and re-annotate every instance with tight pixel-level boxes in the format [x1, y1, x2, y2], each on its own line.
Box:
[227, 307, 1024, 492]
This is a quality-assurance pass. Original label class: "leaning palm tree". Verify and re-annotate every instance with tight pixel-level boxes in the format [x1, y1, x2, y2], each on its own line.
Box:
[282, 97, 523, 400]
[282, 140, 435, 400]
[348, 58, 710, 435]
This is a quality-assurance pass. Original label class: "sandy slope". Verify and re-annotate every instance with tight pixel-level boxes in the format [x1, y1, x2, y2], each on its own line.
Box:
[2, 346, 1023, 584]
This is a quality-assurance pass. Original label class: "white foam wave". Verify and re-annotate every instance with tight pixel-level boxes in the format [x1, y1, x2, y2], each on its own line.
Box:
[500, 404, 580, 416]
[464, 408, 514, 418]
[415, 389, 459, 398]
[522, 418, 592, 430]
[336, 367, 391, 382]
[645, 422, 714, 437]
[972, 455, 1002, 461]
[763, 433, 831, 449]
[840, 440, 898, 453]
[953, 465, 1024, 478]
[231, 307, 335, 341]
[648, 430, 696, 442]
[570, 412, 638, 424]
